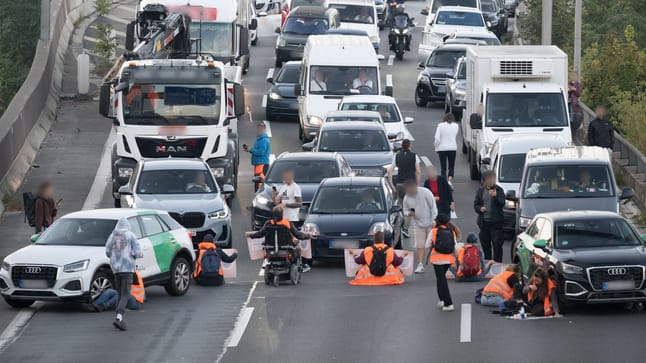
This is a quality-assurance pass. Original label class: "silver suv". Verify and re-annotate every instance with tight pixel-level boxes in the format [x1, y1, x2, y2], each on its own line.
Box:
[445, 56, 466, 120]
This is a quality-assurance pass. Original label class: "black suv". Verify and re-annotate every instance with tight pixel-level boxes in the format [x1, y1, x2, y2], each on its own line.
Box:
[514, 211, 646, 311]
[415, 44, 467, 107]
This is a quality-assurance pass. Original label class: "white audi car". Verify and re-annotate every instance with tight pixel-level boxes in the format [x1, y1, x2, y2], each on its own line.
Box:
[0, 209, 195, 308]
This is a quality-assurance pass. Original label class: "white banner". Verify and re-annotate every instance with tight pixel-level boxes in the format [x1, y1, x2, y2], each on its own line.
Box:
[298, 239, 312, 259]
[344, 248, 413, 277]
[246, 236, 265, 261]
[221, 249, 238, 278]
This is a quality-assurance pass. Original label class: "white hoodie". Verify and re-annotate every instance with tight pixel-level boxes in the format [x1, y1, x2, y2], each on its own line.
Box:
[434, 122, 459, 152]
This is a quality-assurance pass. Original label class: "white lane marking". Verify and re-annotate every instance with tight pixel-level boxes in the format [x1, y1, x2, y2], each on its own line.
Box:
[420, 156, 432, 168]
[403, 126, 414, 141]
[460, 304, 472, 343]
[386, 74, 393, 88]
[387, 55, 394, 66]
[264, 120, 272, 137]
[269, 154, 276, 164]
[215, 281, 259, 362]
[0, 307, 38, 354]
[115, 4, 136, 14]
[266, 68, 274, 81]
[227, 307, 255, 347]
[262, 94, 267, 108]
[258, 268, 264, 276]
[82, 128, 117, 210]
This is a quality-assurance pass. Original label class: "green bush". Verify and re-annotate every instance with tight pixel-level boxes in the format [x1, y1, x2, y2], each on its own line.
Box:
[95, 0, 112, 16]
[94, 23, 117, 75]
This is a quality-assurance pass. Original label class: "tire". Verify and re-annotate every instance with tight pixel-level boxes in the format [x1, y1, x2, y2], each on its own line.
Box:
[3, 297, 35, 308]
[90, 269, 114, 300]
[264, 271, 272, 285]
[266, 109, 274, 122]
[298, 124, 304, 141]
[164, 257, 191, 296]
[414, 87, 428, 107]
[290, 264, 300, 285]
[469, 150, 481, 181]
[557, 292, 574, 314]
[275, 58, 282, 68]
[251, 37, 258, 46]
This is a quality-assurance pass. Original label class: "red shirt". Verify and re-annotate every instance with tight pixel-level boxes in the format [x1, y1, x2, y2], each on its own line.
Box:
[428, 180, 440, 203]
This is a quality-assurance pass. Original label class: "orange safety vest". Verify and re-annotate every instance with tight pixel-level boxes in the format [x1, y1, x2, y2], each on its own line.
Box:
[527, 277, 557, 316]
[456, 246, 482, 277]
[350, 244, 404, 286]
[130, 271, 146, 304]
[428, 226, 457, 265]
[194, 242, 224, 278]
[270, 218, 292, 229]
[483, 270, 515, 300]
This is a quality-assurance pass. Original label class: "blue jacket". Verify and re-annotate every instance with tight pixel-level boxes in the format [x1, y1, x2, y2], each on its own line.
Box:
[250, 133, 270, 166]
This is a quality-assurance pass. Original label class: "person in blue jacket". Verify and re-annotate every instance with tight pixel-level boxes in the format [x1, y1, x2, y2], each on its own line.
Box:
[244, 121, 271, 191]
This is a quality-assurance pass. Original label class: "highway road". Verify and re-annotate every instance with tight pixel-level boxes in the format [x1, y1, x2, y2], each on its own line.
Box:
[1, 2, 646, 362]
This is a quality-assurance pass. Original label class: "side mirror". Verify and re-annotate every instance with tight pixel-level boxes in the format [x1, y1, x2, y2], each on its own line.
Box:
[481, 157, 491, 165]
[302, 142, 315, 151]
[390, 205, 403, 214]
[486, 21, 492, 28]
[222, 184, 235, 194]
[125, 21, 135, 51]
[115, 80, 129, 95]
[251, 176, 264, 184]
[250, 18, 258, 30]
[392, 140, 402, 152]
[275, 26, 281, 34]
[99, 83, 112, 118]
[384, 85, 393, 97]
[377, 54, 386, 61]
[294, 84, 302, 96]
[533, 239, 547, 250]
[506, 190, 517, 201]
[118, 185, 132, 195]
[234, 83, 246, 117]
[420, 8, 429, 16]
[258, 11, 268, 17]
[30, 234, 40, 243]
[620, 187, 635, 200]
[642, 234, 646, 243]
[469, 113, 483, 130]
[238, 26, 250, 56]
[404, 116, 414, 124]
[266, 76, 274, 84]
[255, 1, 266, 10]
[446, 71, 454, 78]
[417, 63, 424, 70]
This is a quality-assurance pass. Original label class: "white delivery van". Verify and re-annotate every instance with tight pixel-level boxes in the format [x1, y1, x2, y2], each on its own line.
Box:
[328, 0, 380, 51]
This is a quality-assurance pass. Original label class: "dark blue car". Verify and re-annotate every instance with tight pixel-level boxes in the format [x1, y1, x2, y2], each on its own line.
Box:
[265, 61, 301, 121]
[303, 176, 403, 260]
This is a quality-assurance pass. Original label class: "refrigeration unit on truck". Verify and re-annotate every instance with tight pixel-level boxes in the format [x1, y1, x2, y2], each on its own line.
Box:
[460, 45, 571, 180]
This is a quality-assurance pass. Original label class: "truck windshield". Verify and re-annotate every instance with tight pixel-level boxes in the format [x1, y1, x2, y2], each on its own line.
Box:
[193, 22, 234, 57]
[309, 66, 379, 95]
[330, 4, 375, 24]
[523, 165, 614, 198]
[486, 93, 567, 127]
[283, 17, 329, 35]
[123, 84, 220, 125]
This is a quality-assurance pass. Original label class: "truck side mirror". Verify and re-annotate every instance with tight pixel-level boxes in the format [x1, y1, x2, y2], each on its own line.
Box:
[125, 21, 136, 51]
[250, 18, 258, 30]
[118, 185, 132, 195]
[620, 187, 635, 200]
[30, 234, 40, 243]
[533, 239, 547, 250]
[294, 84, 301, 96]
[275, 27, 281, 34]
[234, 84, 245, 117]
[238, 25, 250, 56]
[469, 113, 483, 130]
[506, 190, 517, 201]
[384, 85, 393, 97]
[99, 83, 112, 118]
[481, 157, 491, 165]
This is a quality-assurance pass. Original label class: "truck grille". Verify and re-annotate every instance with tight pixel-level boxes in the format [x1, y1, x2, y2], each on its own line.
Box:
[169, 212, 206, 228]
[352, 168, 384, 177]
[135, 137, 207, 158]
[499, 60, 533, 75]
[588, 266, 644, 291]
[12, 266, 58, 288]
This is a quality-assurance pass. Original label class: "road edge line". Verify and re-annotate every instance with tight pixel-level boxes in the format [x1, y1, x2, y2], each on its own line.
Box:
[215, 280, 258, 363]
[0, 307, 38, 354]
[82, 127, 116, 210]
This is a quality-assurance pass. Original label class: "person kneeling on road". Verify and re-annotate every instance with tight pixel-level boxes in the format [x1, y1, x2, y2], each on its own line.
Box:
[521, 268, 560, 317]
[84, 271, 146, 312]
[194, 234, 238, 286]
[480, 264, 521, 307]
[349, 231, 406, 286]
[450, 232, 493, 282]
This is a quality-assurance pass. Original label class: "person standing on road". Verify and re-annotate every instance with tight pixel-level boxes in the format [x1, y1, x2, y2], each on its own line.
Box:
[273, 168, 308, 271]
[105, 218, 142, 331]
[587, 105, 614, 150]
[568, 71, 583, 138]
[388, 138, 421, 203]
[429, 213, 460, 311]
[403, 179, 437, 273]
[473, 170, 506, 262]
[34, 181, 62, 234]
[244, 122, 271, 191]
[423, 165, 454, 216]
[434, 113, 459, 186]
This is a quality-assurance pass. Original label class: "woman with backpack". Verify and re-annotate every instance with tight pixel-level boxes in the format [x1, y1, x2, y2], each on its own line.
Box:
[451, 233, 493, 282]
[33, 181, 62, 234]
[429, 213, 461, 311]
[194, 234, 238, 286]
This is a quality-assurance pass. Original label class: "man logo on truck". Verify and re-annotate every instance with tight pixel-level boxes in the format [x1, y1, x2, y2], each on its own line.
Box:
[156, 145, 189, 153]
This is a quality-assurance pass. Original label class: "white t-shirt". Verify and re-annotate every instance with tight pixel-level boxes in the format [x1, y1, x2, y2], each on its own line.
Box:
[434, 122, 459, 152]
[277, 182, 302, 221]
[352, 78, 374, 89]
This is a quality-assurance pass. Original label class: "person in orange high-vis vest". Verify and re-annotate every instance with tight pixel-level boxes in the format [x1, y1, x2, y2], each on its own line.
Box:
[481, 264, 521, 307]
[429, 213, 460, 311]
[85, 270, 146, 312]
[349, 231, 406, 286]
[524, 268, 559, 317]
[194, 234, 238, 286]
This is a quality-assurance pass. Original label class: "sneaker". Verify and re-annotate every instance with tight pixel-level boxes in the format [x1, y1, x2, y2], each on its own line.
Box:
[442, 305, 455, 312]
[402, 228, 410, 239]
[414, 263, 425, 274]
[437, 301, 445, 309]
[301, 264, 311, 273]
[113, 319, 127, 331]
[448, 181, 454, 190]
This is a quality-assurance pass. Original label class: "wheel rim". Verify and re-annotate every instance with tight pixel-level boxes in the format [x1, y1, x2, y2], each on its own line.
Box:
[91, 276, 111, 299]
[174, 262, 190, 292]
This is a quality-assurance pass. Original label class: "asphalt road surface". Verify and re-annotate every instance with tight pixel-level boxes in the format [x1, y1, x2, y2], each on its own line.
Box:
[1, 3, 646, 362]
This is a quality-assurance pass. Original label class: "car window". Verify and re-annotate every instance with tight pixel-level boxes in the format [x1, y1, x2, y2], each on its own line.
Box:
[498, 154, 525, 183]
[283, 16, 329, 35]
[156, 215, 171, 232]
[311, 185, 385, 214]
[318, 129, 390, 152]
[137, 169, 218, 194]
[523, 164, 614, 198]
[140, 214, 165, 236]
[555, 218, 642, 249]
[329, 4, 375, 24]
[159, 214, 183, 230]
[276, 64, 301, 83]
[435, 11, 484, 27]
[339, 102, 400, 123]
[309, 65, 379, 95]
[326, 115, 381, 123]
[35, 218, 117, 246]
[426, 50, 466, 68]
[265, 159, 340, 184]
[127, 217, 143, 239]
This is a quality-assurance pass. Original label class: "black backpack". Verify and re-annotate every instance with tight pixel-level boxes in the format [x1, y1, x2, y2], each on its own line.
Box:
[435, 226, 456, 254]
[196, 249, 222, 286]
[23, 192, 39, 227]
[368, 246, 389, 277]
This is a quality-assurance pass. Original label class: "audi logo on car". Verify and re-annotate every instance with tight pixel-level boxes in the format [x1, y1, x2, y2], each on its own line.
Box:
[607, 268, 627, 276]
[24, 266, 42, 274]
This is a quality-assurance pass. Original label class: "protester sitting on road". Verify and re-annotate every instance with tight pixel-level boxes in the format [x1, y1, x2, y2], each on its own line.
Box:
[349, 231, 406, 285]
[450, 233, 493, 282]
[429, 213, 460, 311]
[480, 264, 521, 307]
[521, 268, 560, 317]
[194, 234, 238, 286]
[83, 271, 146, 312]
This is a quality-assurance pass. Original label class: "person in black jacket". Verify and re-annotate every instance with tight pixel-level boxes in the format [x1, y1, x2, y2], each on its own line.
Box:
[587, 105, 614, 150]
[473, 170, 506, 262]
[423, 165, 454, 216]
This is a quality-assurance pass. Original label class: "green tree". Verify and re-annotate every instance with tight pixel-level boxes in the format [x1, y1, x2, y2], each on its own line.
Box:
[521, 0, 574, 52]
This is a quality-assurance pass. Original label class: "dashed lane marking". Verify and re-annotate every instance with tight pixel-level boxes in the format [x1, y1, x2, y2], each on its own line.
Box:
[420, 155, 432, 168]
[261, 94, 267, 108]
[215, 281, 259, 362]
[82, 129, 116, 210]
[460, 304, 472, 342]
[387, 54, 394, 66]
[0, 306, 39, 354]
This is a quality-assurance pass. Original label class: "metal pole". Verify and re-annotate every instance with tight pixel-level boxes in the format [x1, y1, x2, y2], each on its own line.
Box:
[541, 0, 552, 45]
[40, 0, 50, 40]
[574, 0, 583, 74]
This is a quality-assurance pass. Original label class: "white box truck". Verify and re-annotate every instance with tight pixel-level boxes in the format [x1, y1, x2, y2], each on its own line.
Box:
[461, 45, 571, 180]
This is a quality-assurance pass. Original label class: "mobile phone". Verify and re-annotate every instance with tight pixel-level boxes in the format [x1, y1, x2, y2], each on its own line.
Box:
[242, 143, 248, 149]
[410, 208, 415, 212]
[272, 186, 277, 192]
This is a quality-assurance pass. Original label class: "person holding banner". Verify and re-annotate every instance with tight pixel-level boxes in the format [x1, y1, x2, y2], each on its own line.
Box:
[349, 231, 406, 286]
[246, 207, 310, 263]
[194, 234, 238, 286]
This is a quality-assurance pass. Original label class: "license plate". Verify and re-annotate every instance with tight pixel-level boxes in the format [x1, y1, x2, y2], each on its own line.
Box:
[329, 240, 359, 249]
[437, 86, 445, 94]
[20, 280, 48, 289]
[602, 280, 635, 291]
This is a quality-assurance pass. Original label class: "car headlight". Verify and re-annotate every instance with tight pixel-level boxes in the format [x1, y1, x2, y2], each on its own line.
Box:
[369, 222, 390, 235]
[1, 260, 10, 272]
[303, 222, 320, 236]
[402, 28, 409, 34]
[269, 91, 282, 100]
[505, 199, 516, 209]
[393, 28, 401, 34]
[276, 37, 286, 47]
[559, 262, 584, 274]
[307, 116, 323, 126]
[253, 194, 271, 208]
[63, 259, 90, 273]
[118, 167, 133, 179]
[211, 167, 225, 178]
[518, 216, 532, 228]
[417, 74, 430, 84]
[369, 35, 379, 44]
[208, 209, 230, 219]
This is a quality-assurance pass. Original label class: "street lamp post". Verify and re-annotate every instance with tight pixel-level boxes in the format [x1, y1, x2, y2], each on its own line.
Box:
[541, 0, 552, 45]
[574, 0, 582, 74]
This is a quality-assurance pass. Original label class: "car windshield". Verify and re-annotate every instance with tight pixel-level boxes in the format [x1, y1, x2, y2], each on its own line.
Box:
[309, 66, 379, 95]
[394, 14, 409, 28]
[426, 50, 465, 68]
[319, 129, 390, 152]
[137, 169, 218, 194]
[340, 102, 401, 122]
[555, 219, 642, 249]
[330, 4, 374, 24]
[326, 115, 381, 123]
[123, 83, 220, 125]
[435, 11, 484, 26]
[523, 165, 614, 198]
[192, 22, 234, 57]
[265, 160, 339, 184]
[283, 16, 329, 35]
[292, 0, 327, 8]
[432, 0, 478, 13]
[36, 219, 117, 246]
[453, 36, 501, 45]
[276, 65, 301, 83]
[311, 185, 385, 214]
[481, 1, 496, 12]
[486, 93, 568, 127]
[498, 154, 525, 183]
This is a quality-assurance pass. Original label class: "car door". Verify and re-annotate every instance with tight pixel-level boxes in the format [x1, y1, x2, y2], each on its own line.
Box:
[516, 218, 543, 276]
[531, 218, 553, 271]
[139, 214, 180, 276]
[127, 216, 154, 278]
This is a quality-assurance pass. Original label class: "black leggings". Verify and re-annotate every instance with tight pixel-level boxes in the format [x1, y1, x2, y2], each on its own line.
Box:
[433, 264, 453, 306]
[437, 150, 456, 179]
[114, 272, 133, 317]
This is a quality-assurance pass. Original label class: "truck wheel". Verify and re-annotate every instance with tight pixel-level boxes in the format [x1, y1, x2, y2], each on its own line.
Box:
[164, 257, 191, 296]
[414, 88, 428, 107]
[298, 125, 304, 141]
[469, 151, 481, 181]
[3, 297, 35, 309]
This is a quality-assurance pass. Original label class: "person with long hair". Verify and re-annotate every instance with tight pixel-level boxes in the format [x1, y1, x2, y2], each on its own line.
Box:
[522, 268, 559, 317]
[34, 181, 62, 234]
[434, 113, 459, 186]
[429, 213, 460, 311]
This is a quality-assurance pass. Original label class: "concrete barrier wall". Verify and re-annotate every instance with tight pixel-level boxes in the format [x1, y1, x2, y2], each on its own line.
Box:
[0, 0, 89, 199]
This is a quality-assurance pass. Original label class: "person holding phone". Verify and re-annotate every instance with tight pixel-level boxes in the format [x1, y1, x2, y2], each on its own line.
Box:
[402, 179, 437, 273]
[34, 181, 62, 234]
[473, 171, 506, 262]
[244, 122, 271, 191]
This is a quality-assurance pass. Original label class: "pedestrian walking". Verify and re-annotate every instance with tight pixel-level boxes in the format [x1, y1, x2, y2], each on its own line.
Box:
[387, 138, 420, 203]
[423, 165, 454, 216]
[34, 181, 62, 234]
[429, 213, 460, 311]
[105, 218, 143, 331]
[244, 121, 271, 191]
[434, 113, 459, 185]
[402, 179, 437, 273]
[568, 71, 583, 138]
[473, 170, 505, 262]
[587, 105, 614, 150]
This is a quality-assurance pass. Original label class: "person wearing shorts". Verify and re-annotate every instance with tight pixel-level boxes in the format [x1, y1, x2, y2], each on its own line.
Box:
[402, 180, 437, 273]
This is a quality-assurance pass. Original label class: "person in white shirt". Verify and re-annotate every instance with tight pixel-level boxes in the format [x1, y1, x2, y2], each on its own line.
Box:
[402, 179, 438, 273]
[434, 113, 459, 185]
[311, 69, 327, 92]
[272, 167, 307, 270]
[352, 70, 374, 90]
